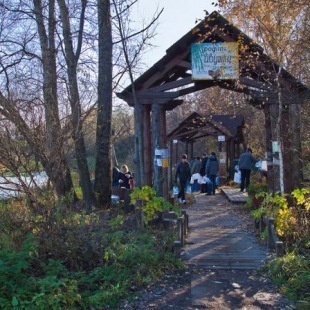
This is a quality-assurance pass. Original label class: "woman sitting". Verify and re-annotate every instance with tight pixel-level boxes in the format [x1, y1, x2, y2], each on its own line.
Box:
[117, 165, 133, 189]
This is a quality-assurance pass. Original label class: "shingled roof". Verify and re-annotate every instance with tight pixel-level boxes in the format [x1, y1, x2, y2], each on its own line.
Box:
[167, 112, 244, 143]
[118, 11, 310, 108]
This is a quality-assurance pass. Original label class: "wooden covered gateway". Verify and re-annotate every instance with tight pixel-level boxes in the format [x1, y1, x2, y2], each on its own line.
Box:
[167, 112, 245, 184]
[117, 11, 310, 198]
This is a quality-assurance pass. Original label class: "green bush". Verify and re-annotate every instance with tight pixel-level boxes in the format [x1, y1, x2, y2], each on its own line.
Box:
[246, 182, 269, 195]
[251, 188, 310, 246]
[264, 252, 310, 304]
[0, 193, 184, 309]
[130, 186, 181, 225]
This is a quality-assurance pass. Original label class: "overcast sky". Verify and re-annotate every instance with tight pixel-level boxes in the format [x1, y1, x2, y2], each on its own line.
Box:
[134, 0, 218, 66]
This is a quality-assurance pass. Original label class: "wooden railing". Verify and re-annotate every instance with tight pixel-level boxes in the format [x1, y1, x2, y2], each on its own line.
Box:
[258, 216, 284, 256]
[172, 210, 189, 258]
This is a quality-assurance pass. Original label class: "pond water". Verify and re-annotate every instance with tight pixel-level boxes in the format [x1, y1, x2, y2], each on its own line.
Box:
[0, 171, 48, 200]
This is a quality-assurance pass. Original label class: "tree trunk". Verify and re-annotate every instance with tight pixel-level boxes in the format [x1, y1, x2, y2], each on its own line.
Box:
[33, 0, 74, 197]
[57, 0, 95, 208]
[95, 0, 113, 207]
[290, 104, 303, 187]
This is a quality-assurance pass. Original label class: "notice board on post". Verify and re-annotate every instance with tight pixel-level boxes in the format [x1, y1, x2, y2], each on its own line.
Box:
[218, 151, 227, 180]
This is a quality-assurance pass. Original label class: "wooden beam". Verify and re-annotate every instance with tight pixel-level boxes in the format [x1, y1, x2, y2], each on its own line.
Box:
[146, 76, 193, 92]
[239, 77, 277, 92]
[177, 60, 191, 69]
[139, 48, 191, 90]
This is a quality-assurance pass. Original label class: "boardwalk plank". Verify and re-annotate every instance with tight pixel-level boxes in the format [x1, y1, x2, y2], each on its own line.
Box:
[181, 192, 268, 307]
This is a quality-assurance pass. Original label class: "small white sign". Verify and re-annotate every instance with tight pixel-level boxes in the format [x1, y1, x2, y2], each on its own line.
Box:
[155, 149, 162, 156]
[218, 135, 225, 142]
[161, 149, 168, 158]
[272, 141, 279, 153]
[156, 159, 162, 166]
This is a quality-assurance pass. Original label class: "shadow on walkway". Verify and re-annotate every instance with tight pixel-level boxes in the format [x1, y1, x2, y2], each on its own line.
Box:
[180, 191, 294, 309]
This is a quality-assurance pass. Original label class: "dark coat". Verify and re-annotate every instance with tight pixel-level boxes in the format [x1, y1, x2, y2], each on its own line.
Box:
[239, 151, 257, 170]
[191, 159, 202, 175]
[175, 161, 191, 182]
[205, 155, 219, 176]
[117, 170, 133, 189]
[200, 156, 209, 176]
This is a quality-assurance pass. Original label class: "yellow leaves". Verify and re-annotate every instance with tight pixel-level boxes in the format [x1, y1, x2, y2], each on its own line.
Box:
[257, 188, 309, 240]
[276, 206, 294, 236]
[192, 27, 200, 35]
[130, 185, 156, 204]
[129, 186, 177, 225]
[291, 188, 310, 206]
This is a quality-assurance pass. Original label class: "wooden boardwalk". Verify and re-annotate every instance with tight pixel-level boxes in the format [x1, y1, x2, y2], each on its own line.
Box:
[182, 191, 266, 270]
[221, 187, 248, 204]
[181, 191, 268, 308]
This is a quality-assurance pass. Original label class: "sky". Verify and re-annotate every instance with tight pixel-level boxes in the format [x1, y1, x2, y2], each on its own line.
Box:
[134, 0, 218, 66]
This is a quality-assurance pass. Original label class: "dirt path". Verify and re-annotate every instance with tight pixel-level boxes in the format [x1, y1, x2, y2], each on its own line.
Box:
[119, 193, 295, 309]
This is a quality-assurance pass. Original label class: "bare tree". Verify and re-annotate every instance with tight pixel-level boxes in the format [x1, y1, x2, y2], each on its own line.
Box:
[0, 0, 75, 198]
[94, 0, 162, 206]
[57, 0, 95, 208]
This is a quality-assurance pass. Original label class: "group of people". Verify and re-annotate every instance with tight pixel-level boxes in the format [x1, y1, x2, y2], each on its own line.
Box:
[174, 147, 258, 204]
[112, 165, 134, 189]
[174, 151, 219, 204]
[113, 147, 257, 200]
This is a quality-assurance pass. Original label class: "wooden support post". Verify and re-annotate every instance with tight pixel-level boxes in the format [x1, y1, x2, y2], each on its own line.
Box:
[143, 105, 152, 186]
[160, 106, 169, 200]
[134, 103, 142, 187]
[264, 105, 274, 191]
[182, 210, 189, 235]
[276, 241, 284, 257]
[177, 217, 184, 246]
[267, 218, 275, 249]
[152, 104, 162, 196]
[268, 103, 281, 193]
[281, 107, 294, 192]
[290, 104, 303, 188]
[174, 240, 182, 258]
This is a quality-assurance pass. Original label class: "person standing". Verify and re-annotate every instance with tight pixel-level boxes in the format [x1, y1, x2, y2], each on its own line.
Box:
[199, 153, 208, 193]
[175, 154, 191, 204]
[205, 152, 219, 195]
[112, 166, 120, 188]
[191, 156, 202, 192]
[238, 148, 257, 192]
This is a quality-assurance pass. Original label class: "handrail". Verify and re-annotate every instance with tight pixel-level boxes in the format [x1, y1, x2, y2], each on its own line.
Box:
[259, 216, 284, 256]
[173, 211, 189, 257]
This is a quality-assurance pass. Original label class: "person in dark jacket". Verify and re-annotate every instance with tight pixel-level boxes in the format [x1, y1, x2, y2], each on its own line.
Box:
[199, 153, 208, 193]
[175, 154, 191, 204]
[238, 148, 257, 192]
[112, 166, 120, 188]
[118, 165, 133, 189]
[191, 156, 202, 192]
[205, 152, 219, 195]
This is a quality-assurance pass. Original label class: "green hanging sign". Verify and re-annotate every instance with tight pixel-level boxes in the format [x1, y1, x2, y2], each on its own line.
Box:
[191, 42, 239, 80]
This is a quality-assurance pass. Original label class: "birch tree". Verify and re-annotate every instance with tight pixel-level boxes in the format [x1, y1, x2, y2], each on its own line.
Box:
[220, 0, 310, 192]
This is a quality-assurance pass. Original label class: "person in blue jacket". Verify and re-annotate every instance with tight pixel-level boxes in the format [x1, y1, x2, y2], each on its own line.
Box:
[238, 148, 258, 192]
